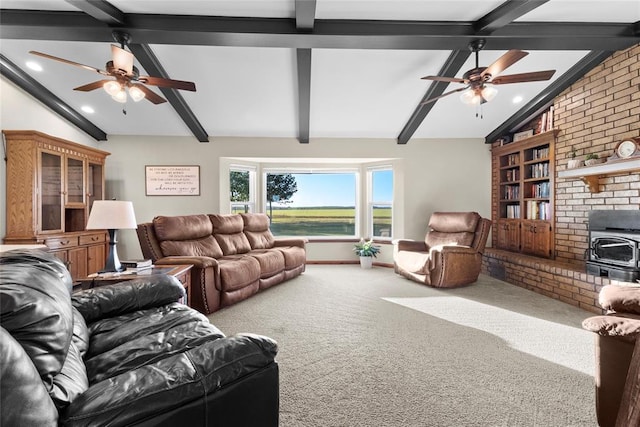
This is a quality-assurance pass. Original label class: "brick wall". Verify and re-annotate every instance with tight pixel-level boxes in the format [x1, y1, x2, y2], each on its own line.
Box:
[483, 44, 639, 313]
[554, 44, 640, 265]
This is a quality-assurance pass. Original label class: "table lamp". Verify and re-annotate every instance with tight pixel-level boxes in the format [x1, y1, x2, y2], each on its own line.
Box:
[86, 200, 137, 273]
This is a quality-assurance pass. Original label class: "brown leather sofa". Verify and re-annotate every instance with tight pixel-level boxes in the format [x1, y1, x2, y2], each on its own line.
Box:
[393, 211, 491, 288]
[582, 284, 640, 427]
[137, 213, 306, 315]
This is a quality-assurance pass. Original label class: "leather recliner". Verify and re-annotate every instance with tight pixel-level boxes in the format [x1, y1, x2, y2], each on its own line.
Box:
[582, 284, 640, 427]
[393, 211, 491, 288]
[0, 249, 279, 427]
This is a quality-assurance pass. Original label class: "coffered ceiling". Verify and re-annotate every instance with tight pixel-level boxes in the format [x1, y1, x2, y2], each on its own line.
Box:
[1, 0, 638, 144]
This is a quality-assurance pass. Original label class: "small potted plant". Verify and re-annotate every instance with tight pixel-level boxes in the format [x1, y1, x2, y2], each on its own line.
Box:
[567, 148, 582, 169]
[584, 153, 603, 166]
[353, 239, 381, 269]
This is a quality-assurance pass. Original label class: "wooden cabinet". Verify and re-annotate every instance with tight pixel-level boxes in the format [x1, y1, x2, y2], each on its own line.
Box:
[491, 130, 557, 258]
[3, 130, 110, 279]
[496, 219, 520, 252]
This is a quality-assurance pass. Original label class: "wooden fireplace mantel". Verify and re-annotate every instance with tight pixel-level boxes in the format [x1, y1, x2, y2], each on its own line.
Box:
[557, 158, 640, 193]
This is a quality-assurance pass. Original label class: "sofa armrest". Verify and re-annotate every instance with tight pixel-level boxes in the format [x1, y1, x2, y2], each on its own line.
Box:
[273, 238, 307, 249]
[599, 285, 640, 315]
[394, 239, 427, 252]
[428, 245, 482, 287]
[155, 255, 219, 269]
[71, 275, 185, 323]
[582, 313, 640, 339]
[62, 334, 278, 427]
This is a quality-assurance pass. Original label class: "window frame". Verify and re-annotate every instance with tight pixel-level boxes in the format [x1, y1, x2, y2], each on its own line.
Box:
[229, 164, 256, 214]
[367, 165, 393, 241]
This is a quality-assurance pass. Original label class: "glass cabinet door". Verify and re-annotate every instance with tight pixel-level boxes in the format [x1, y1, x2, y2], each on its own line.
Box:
[66, 156, 85, 205]
[40, 151, 63, 232]
[87, 162, 104, 210]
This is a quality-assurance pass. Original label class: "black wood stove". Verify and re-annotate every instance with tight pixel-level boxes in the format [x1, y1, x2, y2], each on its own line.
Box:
[587, 210, 640, 282]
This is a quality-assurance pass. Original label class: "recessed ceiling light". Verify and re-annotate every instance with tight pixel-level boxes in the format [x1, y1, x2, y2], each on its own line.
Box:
[81, 106, 95, 114]
[512, 95, 524, 104]
[26, 61, 42, 72]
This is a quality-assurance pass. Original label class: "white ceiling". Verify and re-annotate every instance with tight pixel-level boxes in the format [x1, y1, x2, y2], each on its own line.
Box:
[1, 0, 639, 143]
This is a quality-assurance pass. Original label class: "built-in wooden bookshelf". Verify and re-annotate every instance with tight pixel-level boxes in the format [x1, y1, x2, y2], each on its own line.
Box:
[492, 129, 558, 258]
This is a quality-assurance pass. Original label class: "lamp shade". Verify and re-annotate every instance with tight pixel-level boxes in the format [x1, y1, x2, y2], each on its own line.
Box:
[86, 200, 137, 230]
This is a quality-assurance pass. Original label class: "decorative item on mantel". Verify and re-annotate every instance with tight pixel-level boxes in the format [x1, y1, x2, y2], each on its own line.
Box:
[353, 239, 381, 269]
[567, 147, 582, 169]
[584, 153, 604, 166]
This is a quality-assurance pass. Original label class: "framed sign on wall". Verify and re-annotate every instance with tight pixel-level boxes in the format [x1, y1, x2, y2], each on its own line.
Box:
[145, 165, 200, 196]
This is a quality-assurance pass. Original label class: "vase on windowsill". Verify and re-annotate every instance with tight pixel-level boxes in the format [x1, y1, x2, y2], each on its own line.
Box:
[353, 239, 380, 269]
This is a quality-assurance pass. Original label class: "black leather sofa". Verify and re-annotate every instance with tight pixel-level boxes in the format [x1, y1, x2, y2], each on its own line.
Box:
[0, 250, 279, 427]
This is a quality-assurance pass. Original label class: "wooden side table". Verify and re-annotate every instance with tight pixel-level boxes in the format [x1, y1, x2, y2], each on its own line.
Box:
[74, 264, 194, 306]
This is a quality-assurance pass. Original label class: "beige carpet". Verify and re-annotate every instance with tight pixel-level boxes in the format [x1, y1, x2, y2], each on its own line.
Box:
[208, 265, 597, 427]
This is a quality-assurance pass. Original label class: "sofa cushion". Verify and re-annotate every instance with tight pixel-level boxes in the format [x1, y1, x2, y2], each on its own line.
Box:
[424, 212, 479, 248]
[395, 250, 429, 274]
[84, 305, 224, 383]
[153, 215, 223, 258]
[425, 231, 474, 249]
[0, 250, 89, 411]
[274, 246, 306, 270]
[154, 214, 212, 241]
[242, 213, 276, 249]
[160, 236, 223, 258]
[0, 327, 59, 427]
[428, 212, 480, 233]
[217, 256, 261, 291]
[249, 249, 285, 278]
[211, 214, 252, 255]
[0, 250, 75, 390]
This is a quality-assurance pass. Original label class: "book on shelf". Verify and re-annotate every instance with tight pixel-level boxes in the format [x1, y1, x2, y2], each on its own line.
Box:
[120, 259, 152, 269]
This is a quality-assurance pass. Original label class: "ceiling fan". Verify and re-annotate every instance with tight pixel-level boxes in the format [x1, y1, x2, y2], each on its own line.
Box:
[421, 39, 555, 107]
[29, 31, 196, 105]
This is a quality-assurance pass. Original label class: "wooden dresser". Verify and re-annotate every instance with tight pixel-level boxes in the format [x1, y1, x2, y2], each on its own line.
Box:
[3, 130, 110, 279]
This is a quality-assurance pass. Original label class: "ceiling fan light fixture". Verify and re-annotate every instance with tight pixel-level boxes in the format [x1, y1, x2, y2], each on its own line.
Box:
[481, 85, 498, 102]
[128, 85, 146, 102]
[460, 87, 481, 105]
[111, 87, 127, 103]
[103, 80, 122, 96]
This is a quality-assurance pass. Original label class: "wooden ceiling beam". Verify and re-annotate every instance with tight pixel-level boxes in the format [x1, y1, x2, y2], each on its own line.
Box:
[295, 0, 316, 144]
[1, 10, 637, 52]
[63, 0, 125, 26]
[128, 44, 209, 143]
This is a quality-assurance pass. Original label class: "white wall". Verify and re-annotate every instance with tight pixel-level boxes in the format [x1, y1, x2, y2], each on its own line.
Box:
[0, 78, 492, 263]
[103, 135, 492, 261]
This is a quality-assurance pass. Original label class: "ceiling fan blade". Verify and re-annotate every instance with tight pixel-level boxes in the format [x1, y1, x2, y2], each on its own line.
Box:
[111, 45, 134, 75]
[74, 80, 113, 92]
[491, 70, 556, 85]
[135, 84, 167, 104]
[421, 76, 467, 84]
[481, 50, 528, 79]
[420, 87, 467, 105]
[138, 75, 196, 92]
[29, 51, 108, 75]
